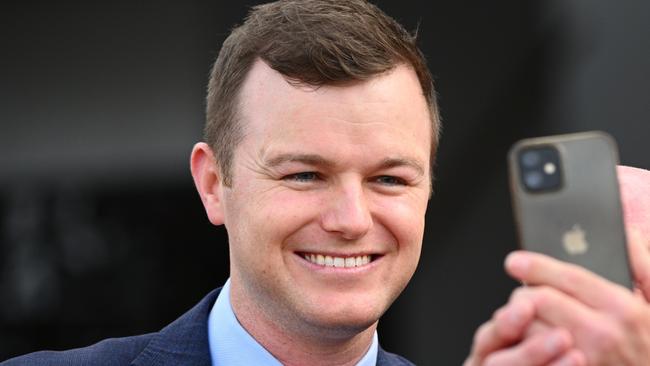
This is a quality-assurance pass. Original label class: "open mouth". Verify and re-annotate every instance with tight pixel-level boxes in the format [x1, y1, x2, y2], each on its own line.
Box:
[298, 252, 378, 268]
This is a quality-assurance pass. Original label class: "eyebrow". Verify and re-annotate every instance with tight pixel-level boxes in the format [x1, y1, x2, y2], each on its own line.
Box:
[263, 153, 336, 169]
[263, 152, 425, 176]
[377, 157, 425, 177]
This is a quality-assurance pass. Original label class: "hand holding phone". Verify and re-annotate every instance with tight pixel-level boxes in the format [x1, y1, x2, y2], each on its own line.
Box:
[465, 151, 650, 366]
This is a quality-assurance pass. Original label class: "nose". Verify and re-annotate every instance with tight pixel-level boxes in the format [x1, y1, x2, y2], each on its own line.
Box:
[320, 183, 373, 240]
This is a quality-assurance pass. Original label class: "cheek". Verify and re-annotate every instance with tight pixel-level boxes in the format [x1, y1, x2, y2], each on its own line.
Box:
[226, 188, 323, 251]
[374, 196, 427, 245]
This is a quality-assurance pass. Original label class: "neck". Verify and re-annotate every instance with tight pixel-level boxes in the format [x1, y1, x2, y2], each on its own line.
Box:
[230, 282, 377, 366]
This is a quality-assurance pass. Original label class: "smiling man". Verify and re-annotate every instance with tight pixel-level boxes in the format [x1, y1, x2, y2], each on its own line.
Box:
[188, 0, 437, 363]
[1, 1, 438, 365]
[190, 57, 432, 365]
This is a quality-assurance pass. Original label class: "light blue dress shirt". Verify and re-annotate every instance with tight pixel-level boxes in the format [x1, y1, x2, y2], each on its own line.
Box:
[208, 279, 379, 366]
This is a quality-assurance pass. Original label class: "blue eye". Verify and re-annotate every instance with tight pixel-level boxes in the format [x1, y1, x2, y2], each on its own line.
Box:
[286, 172, 318, 182]
[375, 176, 405, 186]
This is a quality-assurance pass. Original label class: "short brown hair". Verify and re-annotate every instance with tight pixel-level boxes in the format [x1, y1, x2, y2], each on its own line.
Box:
[205, 0, 440, 186]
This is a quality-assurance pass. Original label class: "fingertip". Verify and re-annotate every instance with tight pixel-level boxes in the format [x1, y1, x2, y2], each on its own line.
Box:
[494, 305, 522, 329]
[510, 296, 535, 323]
[517, 296, 535, 320]
[492, 306, 506, 319]
[549, 349, 587, 366]
[505, 251, 531, 278]
[545, 328, 572, 354]
[493, 298, 535, 342]
[570, 349, 587, 366]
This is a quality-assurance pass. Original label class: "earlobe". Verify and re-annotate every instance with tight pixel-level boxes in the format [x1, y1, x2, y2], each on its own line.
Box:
[190, 142, 225, 226]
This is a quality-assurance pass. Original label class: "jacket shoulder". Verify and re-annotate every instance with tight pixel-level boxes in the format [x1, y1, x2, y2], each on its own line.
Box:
[2, 288, 222, 366]
[1, 333, 154, 366]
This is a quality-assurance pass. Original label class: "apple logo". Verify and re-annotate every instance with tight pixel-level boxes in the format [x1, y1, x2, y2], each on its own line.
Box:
[563, 224, 589, 255]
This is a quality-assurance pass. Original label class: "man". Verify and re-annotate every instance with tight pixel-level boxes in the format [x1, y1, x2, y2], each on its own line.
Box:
[3, 1, 438, 365]
[464, 166, 650, 366]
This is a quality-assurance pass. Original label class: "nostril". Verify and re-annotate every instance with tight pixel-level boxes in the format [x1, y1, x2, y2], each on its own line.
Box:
[319, 186, 373, 239]
[321, 209, 373, 238]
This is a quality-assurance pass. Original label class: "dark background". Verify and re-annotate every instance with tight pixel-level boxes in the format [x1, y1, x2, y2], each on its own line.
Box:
[1, 1, 649, 364]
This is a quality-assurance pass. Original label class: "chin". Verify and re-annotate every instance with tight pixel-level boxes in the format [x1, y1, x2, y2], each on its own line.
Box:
[306, 316, 378, 340]
[298, 301, 385, 338]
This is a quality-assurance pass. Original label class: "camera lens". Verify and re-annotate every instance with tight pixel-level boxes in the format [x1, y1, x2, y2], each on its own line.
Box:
[517, 145, 562, 193]
[524, 171, 543, 189]
[521, 150, 541, 167]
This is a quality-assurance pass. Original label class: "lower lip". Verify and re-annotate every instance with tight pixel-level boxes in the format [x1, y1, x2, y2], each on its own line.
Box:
[294, 253, 383, 274]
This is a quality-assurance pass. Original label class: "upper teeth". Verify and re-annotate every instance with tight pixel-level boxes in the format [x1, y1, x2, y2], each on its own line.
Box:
[303, 254, 372, 268]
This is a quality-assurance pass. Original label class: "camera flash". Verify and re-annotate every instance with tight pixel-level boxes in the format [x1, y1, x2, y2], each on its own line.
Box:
[544, 162, 556, 174]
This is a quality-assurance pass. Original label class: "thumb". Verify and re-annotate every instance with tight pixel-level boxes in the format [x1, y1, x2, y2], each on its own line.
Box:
[628, 228, 650, 301]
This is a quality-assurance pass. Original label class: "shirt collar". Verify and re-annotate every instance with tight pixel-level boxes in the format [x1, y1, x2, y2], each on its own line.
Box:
[208, 279, 379, 366]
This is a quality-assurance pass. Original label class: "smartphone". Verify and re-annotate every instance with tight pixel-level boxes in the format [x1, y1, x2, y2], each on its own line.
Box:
[508, 131, 633, 289]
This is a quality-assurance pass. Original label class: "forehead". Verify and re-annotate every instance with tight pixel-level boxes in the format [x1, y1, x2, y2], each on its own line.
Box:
[236, 60, 432, 160]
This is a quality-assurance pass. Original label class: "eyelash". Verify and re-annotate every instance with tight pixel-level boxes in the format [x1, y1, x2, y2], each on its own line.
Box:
[284, 172, 320, 182]
[283, 172, 406, 186]
[374, 175, 407, 186]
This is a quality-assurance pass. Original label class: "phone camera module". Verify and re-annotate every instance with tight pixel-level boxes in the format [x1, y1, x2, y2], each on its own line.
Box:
[521, 150, 541, 168]
[518, 146, 562, 193]
[523, 171, 544, 189]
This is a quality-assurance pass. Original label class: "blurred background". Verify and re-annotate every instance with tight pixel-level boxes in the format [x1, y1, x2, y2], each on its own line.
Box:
[1, 0, 649, 364]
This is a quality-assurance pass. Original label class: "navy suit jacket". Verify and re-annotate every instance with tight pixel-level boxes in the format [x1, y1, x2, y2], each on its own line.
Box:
[2, 288, 414, 365]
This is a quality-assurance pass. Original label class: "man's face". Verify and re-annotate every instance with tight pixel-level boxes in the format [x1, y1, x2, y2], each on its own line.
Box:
[221, 60, 432, 337]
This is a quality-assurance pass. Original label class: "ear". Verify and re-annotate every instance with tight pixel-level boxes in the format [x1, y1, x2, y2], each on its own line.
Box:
[190, 142, 225, 226]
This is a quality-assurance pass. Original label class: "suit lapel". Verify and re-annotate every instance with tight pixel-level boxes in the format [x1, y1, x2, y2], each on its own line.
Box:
[376, 345, 414, 365]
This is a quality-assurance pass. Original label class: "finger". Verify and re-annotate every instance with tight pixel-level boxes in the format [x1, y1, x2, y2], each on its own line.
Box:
[627, 228, 650, 301]
[523, 319, 552, 339]
[462, 356, 476, 366]
[618, 166, 650, 241]
[505, 251, 633, 311]
[482, 328, 573, 366]
[511, 286, 600, 333]
[547, 349, 587, 366]
[493, 298, 536, 345]
[471, 298, 535, 359]
[503, 287, 555, 338]
[618, 166, 650, 301]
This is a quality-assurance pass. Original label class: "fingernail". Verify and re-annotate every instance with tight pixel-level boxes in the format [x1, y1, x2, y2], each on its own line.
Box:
[545, 330, 568, 354]
[505, 252, 530, 275]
